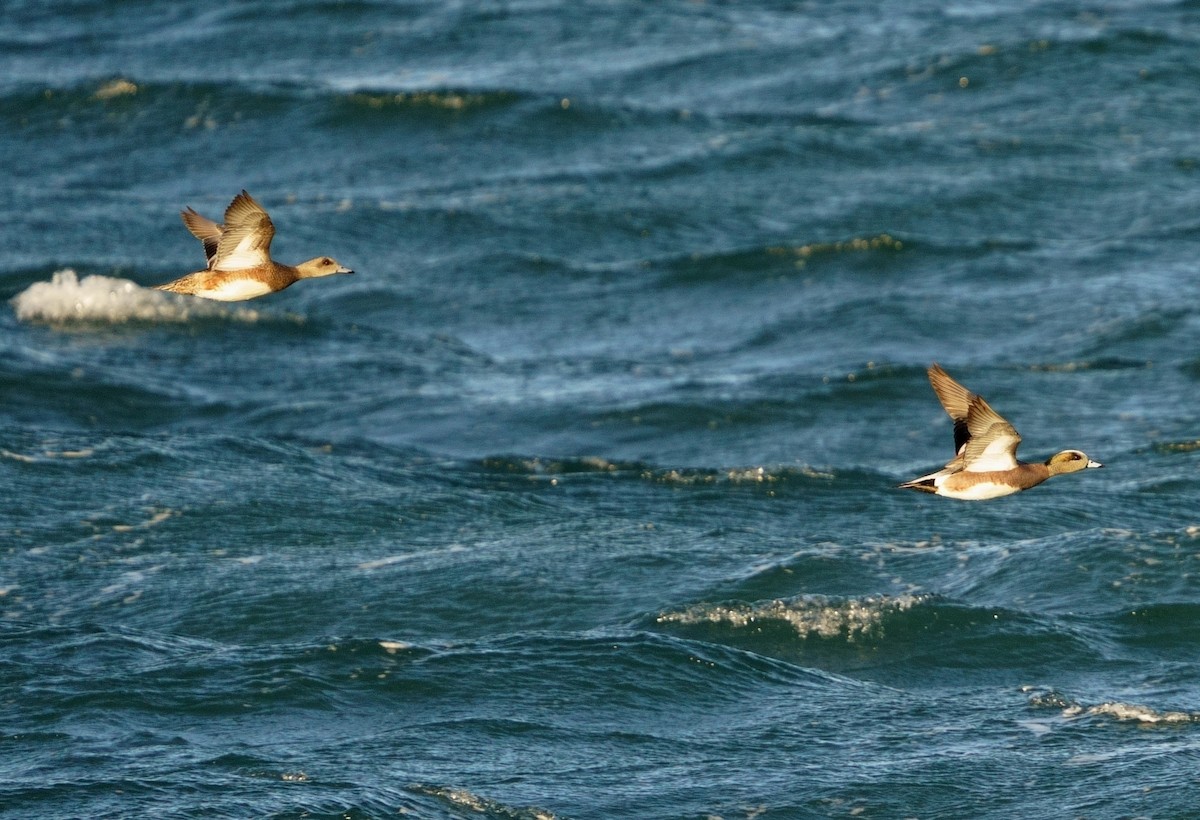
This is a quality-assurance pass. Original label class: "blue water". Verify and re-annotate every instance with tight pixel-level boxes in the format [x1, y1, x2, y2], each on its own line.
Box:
[3, 2, 1200, 817]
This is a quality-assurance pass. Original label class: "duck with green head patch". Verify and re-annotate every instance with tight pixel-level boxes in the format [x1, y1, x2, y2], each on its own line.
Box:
[899, 364, 1102, 500]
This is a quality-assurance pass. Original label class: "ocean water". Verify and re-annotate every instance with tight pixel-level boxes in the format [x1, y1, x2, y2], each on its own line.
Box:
[3, 1, 1200, 817]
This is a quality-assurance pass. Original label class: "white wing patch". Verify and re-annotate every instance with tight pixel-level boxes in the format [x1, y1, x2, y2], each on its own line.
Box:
[962, 427, 1021, 472]
[212, 233, 269, 271]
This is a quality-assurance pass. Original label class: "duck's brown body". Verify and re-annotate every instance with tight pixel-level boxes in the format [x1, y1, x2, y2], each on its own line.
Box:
[901, 460, 1058, 499]
[154, 191, 351, 301]
[156, 262, 297, 301]
[899, 364, 1102, 500]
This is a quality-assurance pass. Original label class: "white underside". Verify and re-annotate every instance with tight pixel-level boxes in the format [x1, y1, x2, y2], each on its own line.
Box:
[931, 474, 1023, 500]
[194, 279, 275, 301]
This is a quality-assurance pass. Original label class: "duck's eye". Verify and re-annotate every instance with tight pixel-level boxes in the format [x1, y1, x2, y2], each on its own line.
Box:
[322, 257, 333, 265]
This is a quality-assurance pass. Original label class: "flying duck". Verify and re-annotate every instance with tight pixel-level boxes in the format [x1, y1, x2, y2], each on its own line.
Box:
[155, 190, 352, 300]
[899, 364, 1102, 500]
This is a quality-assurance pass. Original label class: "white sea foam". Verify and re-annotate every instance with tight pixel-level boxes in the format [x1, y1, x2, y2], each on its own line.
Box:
[358, 554, 412, 571]
[407, 784, 560, 819]
[11, 269, 263, 324]
[110, 509, 176, 533]
[357, 545, 467, 571]
[657, 594, 926, 640]
[1082, 702, 1198, 725]
[1025, 687, 1199, 726]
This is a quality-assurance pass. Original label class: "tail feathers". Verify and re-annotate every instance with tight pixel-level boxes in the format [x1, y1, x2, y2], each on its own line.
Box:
[153, 276, 194, 294]
[898, 477, 938, 493]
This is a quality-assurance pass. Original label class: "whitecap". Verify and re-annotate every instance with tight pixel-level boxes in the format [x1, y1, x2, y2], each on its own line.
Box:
[11, 269, 263, 324]
[1085, 702, 1197, 725]
[657, 593, 927, 640]
[407, 784, 561, 819]
[1025, 687, 1199, 726]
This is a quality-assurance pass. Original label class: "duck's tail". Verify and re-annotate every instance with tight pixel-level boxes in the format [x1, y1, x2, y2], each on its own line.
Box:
[897, 477, 938, 493]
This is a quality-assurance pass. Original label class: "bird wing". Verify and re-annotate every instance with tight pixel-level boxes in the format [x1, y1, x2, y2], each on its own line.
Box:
[212, 190, 275, 271]
[180, 207, 223, 269]
[927, 363, 974, 456]
[959, 395, 1022, 472]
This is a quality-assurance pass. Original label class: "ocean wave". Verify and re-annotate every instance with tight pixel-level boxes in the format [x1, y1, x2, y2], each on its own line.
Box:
[653, 592, 1107, 678]
[406, 784, 561, 820]
[0, 77, 302, 137]
[652, 234, 907, 288]
[335, 87, 523, 115]
[1080, 702, 1199, 725]
[475, 455, 837, 488]
[11, 269, 271, 325]
[657, 593, 930, 642]
[1154, 439, 1200, 453]
[1025, 687, 1200, 727]
[2, 74, 526, 124]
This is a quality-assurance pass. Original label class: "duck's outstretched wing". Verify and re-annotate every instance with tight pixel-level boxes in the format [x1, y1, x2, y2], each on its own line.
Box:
[959, 395, 1022, 472]
[926, 363, 1022, 471]
[180, 207, 223, 269]
[212, 190, 275, 272]
[927, 363, 974, 456]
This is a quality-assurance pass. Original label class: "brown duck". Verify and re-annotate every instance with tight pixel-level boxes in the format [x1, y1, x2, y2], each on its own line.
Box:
[155, 190, 352, 300]
[899, 364, 1102, 500]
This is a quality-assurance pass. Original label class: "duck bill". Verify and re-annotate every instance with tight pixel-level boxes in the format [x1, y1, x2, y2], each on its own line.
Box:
[1086, 460, 1103, 469]
[336, 266, 354, 275]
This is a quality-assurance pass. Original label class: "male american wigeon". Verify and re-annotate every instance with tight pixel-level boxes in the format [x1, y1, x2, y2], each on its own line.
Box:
[899, 364, 1102, 500]
[154, 190, 352, 301]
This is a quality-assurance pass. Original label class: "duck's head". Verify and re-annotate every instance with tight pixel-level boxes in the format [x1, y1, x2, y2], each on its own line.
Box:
[296, 256, 354, 279]
[1046, 449, 1103, 475]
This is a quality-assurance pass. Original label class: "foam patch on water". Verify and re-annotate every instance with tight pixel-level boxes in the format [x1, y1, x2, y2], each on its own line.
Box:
[1025, 687, 1200, 726]
[11, 269, 264, 324]
[407, 784, 560, 819]
[479, 456, 836, 487]
[1080, 702, 1198, 724]
[652, 465, 836, 485]
[657, 594, 927, 640]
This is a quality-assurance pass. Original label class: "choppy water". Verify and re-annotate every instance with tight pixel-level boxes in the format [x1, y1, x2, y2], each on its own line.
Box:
[3, 2, 1200, 818]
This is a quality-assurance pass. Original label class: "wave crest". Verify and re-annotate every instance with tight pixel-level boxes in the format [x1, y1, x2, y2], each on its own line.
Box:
[657, 594, 929, 641]
[1026, 687, 1200, 726]
[407, 783, 561, 819]
[11, 269, 266, 325]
